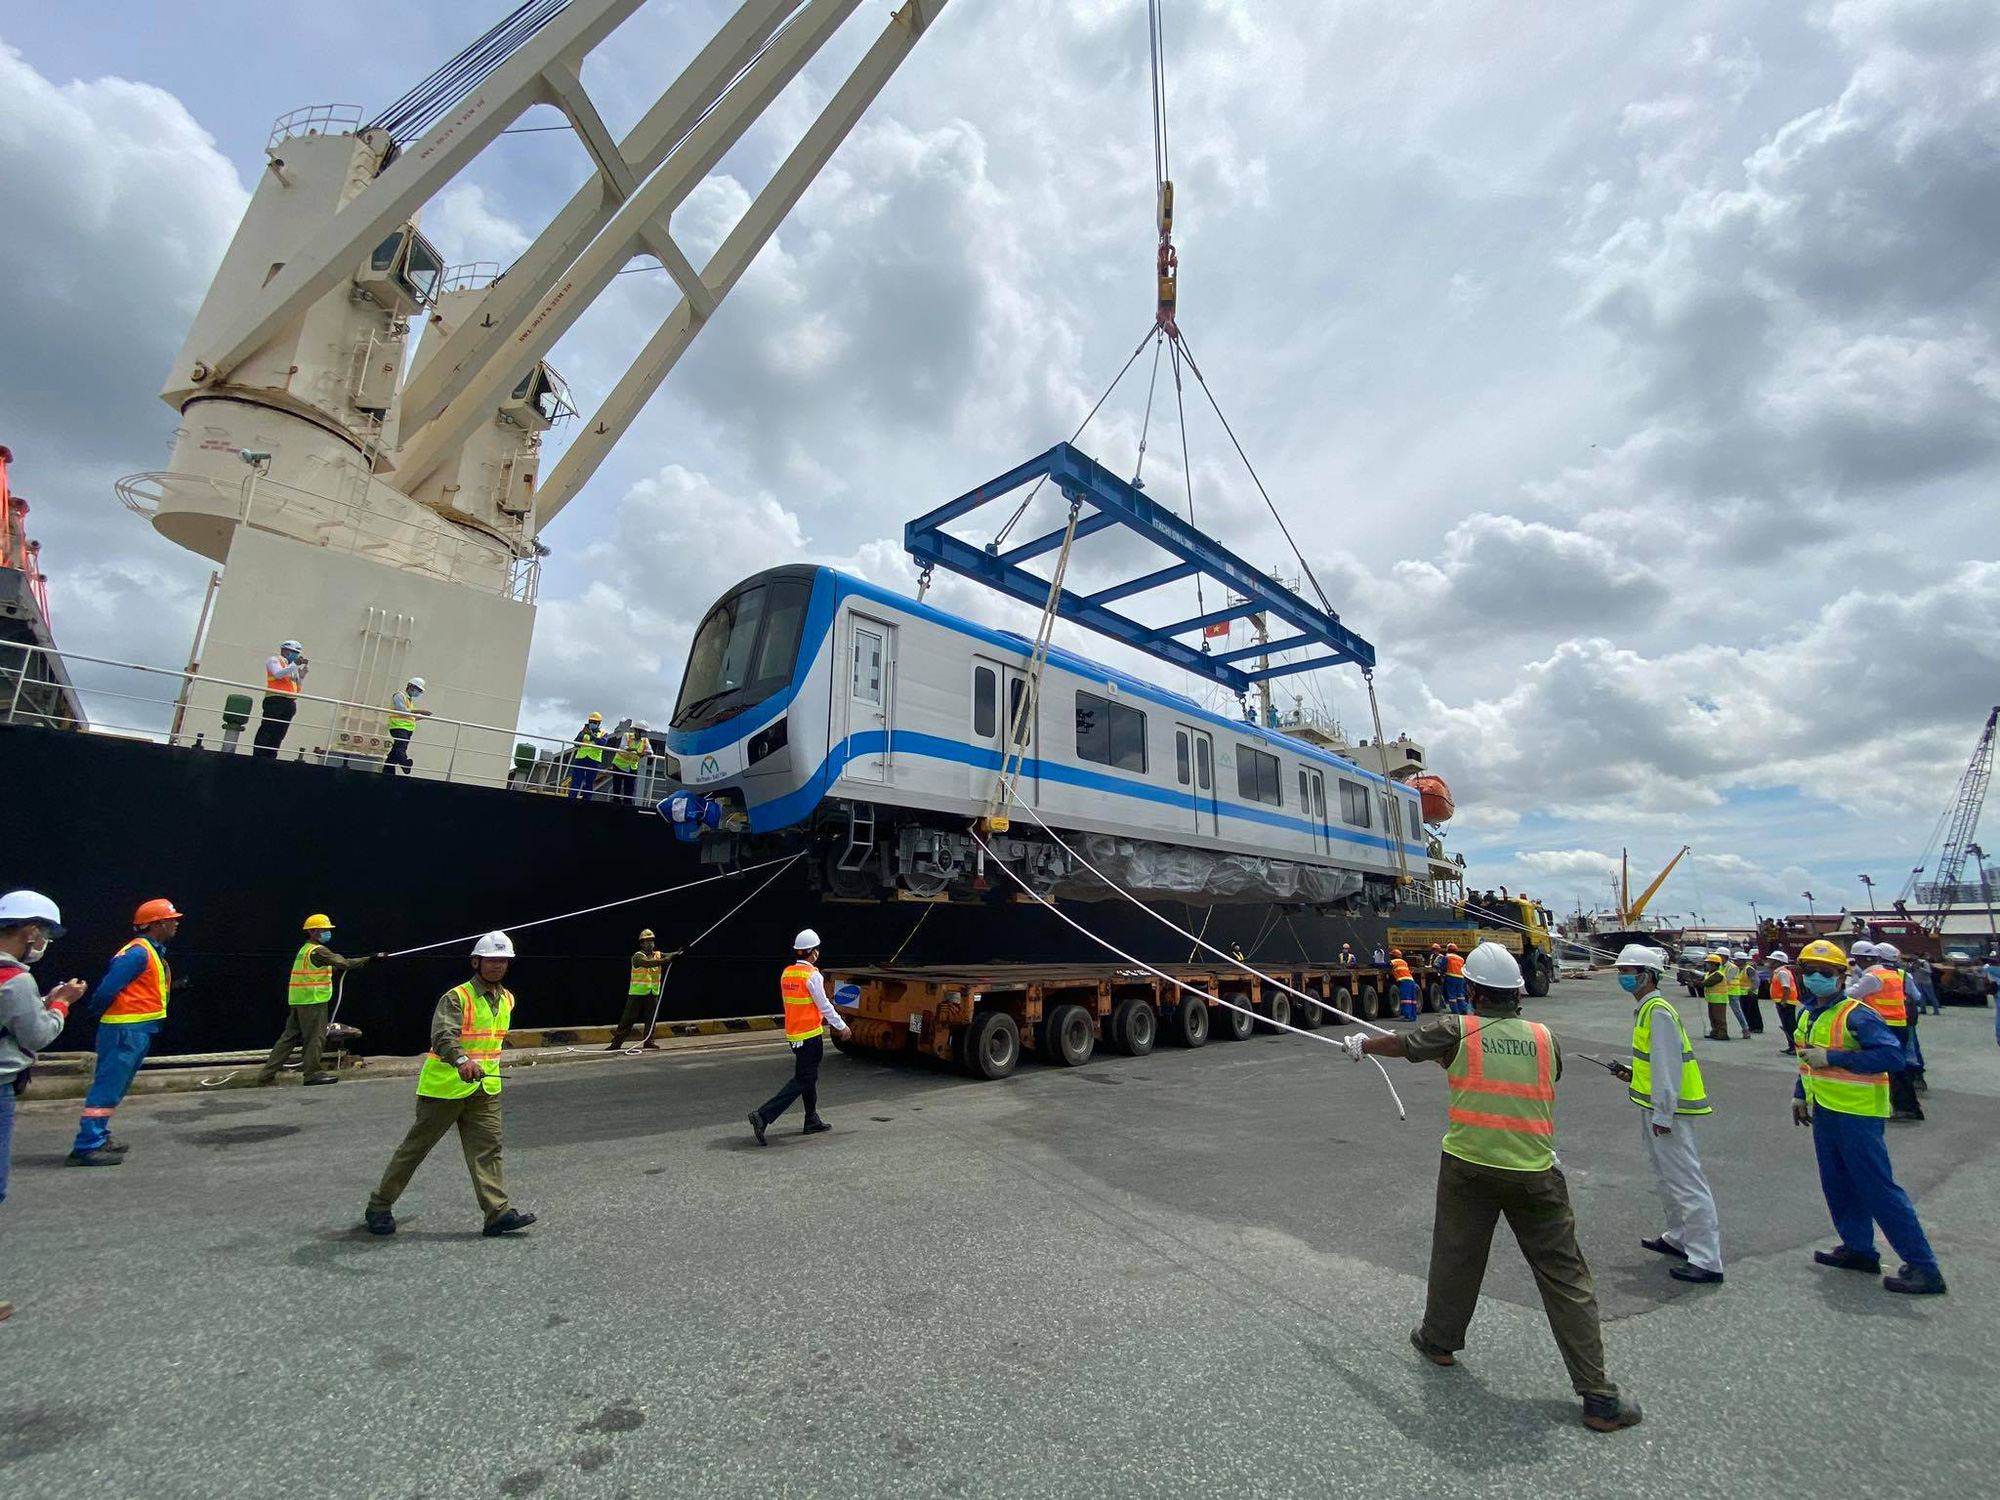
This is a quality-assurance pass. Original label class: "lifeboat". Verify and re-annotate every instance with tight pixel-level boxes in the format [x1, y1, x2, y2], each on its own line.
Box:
[1410, 774, 1454, 825]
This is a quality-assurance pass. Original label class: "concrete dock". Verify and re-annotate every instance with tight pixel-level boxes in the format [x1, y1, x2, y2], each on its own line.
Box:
[1, 973, 1991, 1498]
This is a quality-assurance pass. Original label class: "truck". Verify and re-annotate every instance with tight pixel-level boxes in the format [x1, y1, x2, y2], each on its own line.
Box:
[1392, 891, 1559, 998]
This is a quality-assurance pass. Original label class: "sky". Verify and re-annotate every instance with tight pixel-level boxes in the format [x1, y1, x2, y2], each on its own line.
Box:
[2, 0, 1996, 928]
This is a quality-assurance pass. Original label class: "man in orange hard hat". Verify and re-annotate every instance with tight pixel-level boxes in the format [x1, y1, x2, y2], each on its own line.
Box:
[1443, 943, 1469, 1014]
[1391, 948, 1418, 1022]
[69, 899, 183, 1166]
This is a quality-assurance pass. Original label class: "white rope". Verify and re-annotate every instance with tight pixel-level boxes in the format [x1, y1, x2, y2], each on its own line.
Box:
[970, 831, 1406, 1120]
[622, 851, 804, 1053]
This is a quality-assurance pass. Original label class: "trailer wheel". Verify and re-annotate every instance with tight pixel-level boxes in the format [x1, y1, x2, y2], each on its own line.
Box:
[1041, 1003, 1095, 1067]
[1215, 993, 1255, 1041]
[1260, 991, 1293, 1033]
[1294, 987, 1325, 1030]
[1331, 984, 1356, 1025]
[1424, 980, 1445, 1014]
[1112, 996, 1157, 1057]
[1169, 996, 1210, 1048]
[963, 1010, 1021, 1080]
[1357, 983, 1381, 1022]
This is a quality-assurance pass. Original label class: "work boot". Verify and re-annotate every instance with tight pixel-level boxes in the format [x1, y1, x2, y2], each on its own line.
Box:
[1669, 1264, 1724, 1285]
[364, 1209, 397, 1236]
[1639, 1236, 1688, 1260]
[482, 1208, 537, 1237]
[803, 1118, 832, 1135]
[640, 1040, 661, 1051]
[65, 1149, 122, 1167]
[1581, 1395, 1643, 1433]
[1883, 1264, 1947, 1296]
[303, 1073, 338, 1086]
[100, 1137, 132, 1156]
[1814, 1246, 1881, 1274]
[748, 1110, 768, 1146]
[605, 1039, 627, 1052]
[1889, 1110, 1924, 1124]
[1409, 1327, 1455, 1366]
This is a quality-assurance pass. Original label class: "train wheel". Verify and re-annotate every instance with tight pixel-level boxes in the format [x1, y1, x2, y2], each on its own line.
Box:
[1260, 991, 1293, 1034]
[963, 1011, 1020, 1079]
[1169, 997, 1210, 1048]
[1215, 993, 1255, 1041]
[1042, 1003, 1095, 1067]
[1112, 996, 1157, 1056]
[1357, 984, 1381, 1022]
[1331, 985, 1356, 1025]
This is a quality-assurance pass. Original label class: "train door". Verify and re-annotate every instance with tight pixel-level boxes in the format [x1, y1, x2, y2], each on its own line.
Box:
[972, 657, 1039, 806]
[1004, 668, 1038, 802]
[1301, 767, 1330, 854]
[844, 615, 894, 783]
[1177, 723, 1218, 835]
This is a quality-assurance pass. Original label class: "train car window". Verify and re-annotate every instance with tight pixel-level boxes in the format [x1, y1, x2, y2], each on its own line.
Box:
[1076, 691, 1146, 772]
[1176, 731, 1191, 785]
[1237, 746, 1281, 805]
[1338, 779, 1372, 827]
[1009, 678, 1033, 745]
[1196, 737, 1212, 790]
[852, 626, 884, 706]
[750, 580, 810, 684]
[973, 667, 997, 738]
[1298, 769, 1310, 809]
[1311, 776, 1328, 821]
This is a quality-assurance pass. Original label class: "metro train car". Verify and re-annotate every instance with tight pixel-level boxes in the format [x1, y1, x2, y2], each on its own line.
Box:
[662, 565, 1430, 906]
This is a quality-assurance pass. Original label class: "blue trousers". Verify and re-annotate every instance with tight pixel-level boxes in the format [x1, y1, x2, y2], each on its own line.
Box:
[0, 1081, 15, 1205]
[1398, 978, 1419, 1021]
[73, 1022, 159, 1153]
[567, 764, 599, 800]
[1812, 1107, 1937, 1272]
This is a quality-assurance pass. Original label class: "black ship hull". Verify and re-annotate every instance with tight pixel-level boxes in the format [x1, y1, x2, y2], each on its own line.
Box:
[12, 725, 1456, 1057]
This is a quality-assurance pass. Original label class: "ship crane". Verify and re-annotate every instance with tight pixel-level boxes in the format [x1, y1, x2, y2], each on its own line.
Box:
[121, 0, 947, 772]
[1913, 707, 1999, 937]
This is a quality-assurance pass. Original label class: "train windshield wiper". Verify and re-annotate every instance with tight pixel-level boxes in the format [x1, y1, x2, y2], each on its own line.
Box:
[673, 687, 740, 725]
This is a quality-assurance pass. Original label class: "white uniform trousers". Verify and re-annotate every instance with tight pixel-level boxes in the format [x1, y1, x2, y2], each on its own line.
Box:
[1642, 1111, 1723, 1272]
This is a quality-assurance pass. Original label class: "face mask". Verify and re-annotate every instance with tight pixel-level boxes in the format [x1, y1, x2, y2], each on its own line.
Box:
[1617, 973, 1641, 993]
[1803, 972, 1840, 998]
[25, 935, 49, 964]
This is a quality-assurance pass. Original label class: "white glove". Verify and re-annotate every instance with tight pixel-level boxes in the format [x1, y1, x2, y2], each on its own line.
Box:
[1340, 1034, 1366, 1061]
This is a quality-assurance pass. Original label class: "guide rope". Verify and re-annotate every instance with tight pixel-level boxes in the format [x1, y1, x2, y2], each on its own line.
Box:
[622, 851, 804, 1053]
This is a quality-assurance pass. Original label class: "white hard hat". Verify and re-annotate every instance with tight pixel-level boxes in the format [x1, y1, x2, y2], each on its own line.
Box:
[280, 640, 303, 653]
[633, 720, 649, 732]
[1732, 949, 1749, 959]
[1874, 942, 1900, 961]
[407, 676, 426, 692]
[1463, 940, 1524, 990]
[1613, 943, 1665, 970]
[1768, 950, 1789, 963]
[793, 928, 821, 951]
[1850, 940, 1877, 959]
[471, 930, 515, 959]
[0, 889, 63, 932]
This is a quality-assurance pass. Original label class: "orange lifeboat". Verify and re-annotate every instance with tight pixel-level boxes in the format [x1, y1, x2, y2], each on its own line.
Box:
[1410, 774, 1454, 824]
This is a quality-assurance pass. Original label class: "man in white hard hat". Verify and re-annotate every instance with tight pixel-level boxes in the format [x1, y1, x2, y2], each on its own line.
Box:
[748, 928, 851, 1145]
[1341, 940, 1642, 1432]
[1852, 941, 1922, 1123]
[254, 639, 309, 759]
[382, 676, 432, 776]
[0, 890, 88, 1318]
[608, 719, 651, 806]
[364, 931, 535, 1237]
[1739, 950, 1767, 1037]
[1725, 950, 1752, 1039]
[1767, 950, 1800, 1055]
[1607, 945, 1724, 1284]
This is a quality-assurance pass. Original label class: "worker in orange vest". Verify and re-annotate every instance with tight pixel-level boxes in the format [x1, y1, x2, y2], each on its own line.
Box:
[1853, 941, 1922, 1123]
[1768, 951, 1800, 1056]
[253, 638, 308, 759]
[748, 928, 851, 1144]
[1390, 948, 1418, 1021]
[69, 899, 183, 1166]
[1443, 944, 1469, 1014]
[1341, 940, 1642, 1432]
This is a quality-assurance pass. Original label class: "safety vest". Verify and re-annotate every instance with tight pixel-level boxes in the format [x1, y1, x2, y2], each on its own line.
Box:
[1862, 965, 1907, 1025]
[1769, 966, 1797, 1005]
[266, 663, 300, 694]
[780, 961, 823, 1041]
[100, 938, 170, 1024]
[1390, 957, 1413, 983]
[288, 942, 332, 1006]
[1444, 953, 1465, 978]
[387, 694, 418, 732]
[1702, 965, 1727, 996]
[613, 732, 645, 771]
[1722, 963, 1742, 999]
[630, 953, 662, 997]
[416, 982, 513, 1099]
[1628, 994, 1710, 1115]
[575, 728, 605, 764]
[1795, 1000, 1890, 1117]
[1443, 1016, 1557, 1172]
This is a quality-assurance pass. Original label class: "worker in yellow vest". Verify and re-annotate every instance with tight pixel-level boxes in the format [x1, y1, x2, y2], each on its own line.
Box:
[1607, 944, 1723, 1284]
[568, 711, 607, 800]
[748, 928, 851, 1145]
[1851, 941, 1922, 1122]
[69, 898, 184, 1166]
[1791, 939, 1942, 1294]
[256, 914, 378, 1086]
[363, 931, 535, 1238]
[381, 675, 431, 776]
[607, 720, 649, 805]
[1342, 941, 1642, 1432]
[608, 927, 673, 1050]
[1700, 951, 1731, 1041]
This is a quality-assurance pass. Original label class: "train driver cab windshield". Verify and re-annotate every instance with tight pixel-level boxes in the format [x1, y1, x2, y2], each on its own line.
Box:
[671, 571, 814, 731]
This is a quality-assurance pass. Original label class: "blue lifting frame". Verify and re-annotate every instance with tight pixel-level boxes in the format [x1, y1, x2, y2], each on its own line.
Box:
[904, 442, 1375, 697]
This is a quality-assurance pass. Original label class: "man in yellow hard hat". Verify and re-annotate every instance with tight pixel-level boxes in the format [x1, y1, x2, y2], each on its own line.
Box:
[568, 712, 607, 800]
[1700, 950, 1731, 1041]
[1341, 940, 1643, 1432]
[608, 927, 674, 1051]
[257, 914, 379, 1087]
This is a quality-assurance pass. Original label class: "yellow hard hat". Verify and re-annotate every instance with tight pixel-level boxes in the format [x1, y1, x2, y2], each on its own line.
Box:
[587, 711, 603, 722]
[303, 913, 334, 930]
[638, 928, 655, 940]
[1707, 951, 1725, 962]
[1798, 938, 1847, 967]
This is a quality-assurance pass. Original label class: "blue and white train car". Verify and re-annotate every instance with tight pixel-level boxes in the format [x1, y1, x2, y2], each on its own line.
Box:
[662, 565, 1430, 904]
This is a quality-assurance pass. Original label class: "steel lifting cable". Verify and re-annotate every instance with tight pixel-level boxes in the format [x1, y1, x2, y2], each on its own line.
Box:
[1131, 332, 1166, 487]
[622, 851, 804, 1053]
[1168, 341, 1206, 620]
[985, 497, 1088, 827]
[973, 830, 1406, 1119]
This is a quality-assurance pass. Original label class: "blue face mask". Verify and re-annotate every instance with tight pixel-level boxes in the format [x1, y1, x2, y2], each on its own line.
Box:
[1617, 973, 1642, 993]
[1803, 971, 1840, 998]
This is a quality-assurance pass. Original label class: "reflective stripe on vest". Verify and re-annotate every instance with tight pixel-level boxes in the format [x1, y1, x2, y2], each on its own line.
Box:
[1795, 1000, 1890, 1117]
[416, 983, 513, 1099]
[1863, 966, 1906, 1025]
[288, 942, 332, 1006]
[1627, 994, 1711, 1115]
[780, 962, 823, 1041]
[1443, 1016, 1556, 1172]
[266, 668, 300, 694]
[630, 955, 661, 997]
[100, 938, 170, 1024]
[1770, 966, 1797, 1004]
[613, 733, 645, 770]
[1390, 958, 1412, 983]
[575, 731, 604, 764]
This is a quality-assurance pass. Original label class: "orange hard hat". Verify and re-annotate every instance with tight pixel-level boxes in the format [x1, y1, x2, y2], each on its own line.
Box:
[133, 898, 184, 925]
[1389, 948, 1402, 958]
[1446, 942, 1459, 951]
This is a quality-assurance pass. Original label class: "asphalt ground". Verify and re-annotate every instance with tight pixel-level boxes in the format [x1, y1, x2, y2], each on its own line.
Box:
[2, 973, 1993, 1500]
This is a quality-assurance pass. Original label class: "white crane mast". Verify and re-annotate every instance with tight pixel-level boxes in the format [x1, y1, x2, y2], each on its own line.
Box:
[122, 0, 947, 775]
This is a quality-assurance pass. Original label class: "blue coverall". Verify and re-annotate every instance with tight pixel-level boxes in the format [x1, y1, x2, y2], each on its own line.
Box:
[1794, 996, 1938, 1274]
[72, 943, 167, 1155]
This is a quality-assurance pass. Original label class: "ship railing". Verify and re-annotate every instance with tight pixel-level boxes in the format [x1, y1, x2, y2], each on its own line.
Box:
[0, 638, 671, 805]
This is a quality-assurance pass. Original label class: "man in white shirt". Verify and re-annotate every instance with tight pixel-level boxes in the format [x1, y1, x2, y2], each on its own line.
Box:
[253, 639, 309, 759]
[749, 929, 851, 1144]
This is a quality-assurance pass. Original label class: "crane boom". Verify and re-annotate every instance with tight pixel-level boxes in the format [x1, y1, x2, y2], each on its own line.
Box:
[1925, 707, 1999, 935]
[1625, 845, 1689, 923]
